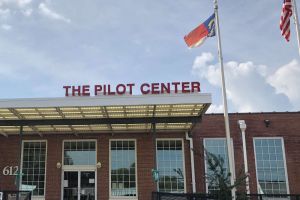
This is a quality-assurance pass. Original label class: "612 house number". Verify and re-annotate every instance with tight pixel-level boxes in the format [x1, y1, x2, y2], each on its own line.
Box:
[2, 166, 18, 176]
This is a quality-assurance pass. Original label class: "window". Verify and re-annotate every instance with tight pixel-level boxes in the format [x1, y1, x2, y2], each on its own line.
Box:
[110, 140, 137, 197]
[254, 138, 288, 194]
[204, 138, 230, 193]
[21, 141, 47, 196]
[64, 141, 96, 165]
[156, 139, 185, 193]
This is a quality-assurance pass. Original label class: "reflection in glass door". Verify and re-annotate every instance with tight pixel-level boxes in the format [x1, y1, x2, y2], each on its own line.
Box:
[64, 172, 78, 200]
[63, 171, 95, 200]
[80, 172, 95, 200]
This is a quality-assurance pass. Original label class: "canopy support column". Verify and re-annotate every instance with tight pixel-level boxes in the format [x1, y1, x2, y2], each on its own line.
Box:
[17, 126, 23, 200]
[152, 122, 157, 191]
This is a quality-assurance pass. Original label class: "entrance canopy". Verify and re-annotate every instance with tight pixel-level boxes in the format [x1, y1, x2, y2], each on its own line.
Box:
[0, 93, 211, 136]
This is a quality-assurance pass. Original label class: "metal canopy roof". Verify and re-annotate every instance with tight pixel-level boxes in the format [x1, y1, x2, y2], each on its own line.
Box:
[0, 93, 211, 136]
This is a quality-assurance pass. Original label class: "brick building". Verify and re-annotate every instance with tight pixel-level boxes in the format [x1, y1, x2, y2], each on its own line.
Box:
[0, 93, 299, 200]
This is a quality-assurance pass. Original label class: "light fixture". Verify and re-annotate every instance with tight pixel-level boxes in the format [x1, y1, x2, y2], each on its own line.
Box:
[96, 162, 102, 168]
[56, 162, 62, 169]
[264, 119, 270, 127]
[238, 120, 247, 131]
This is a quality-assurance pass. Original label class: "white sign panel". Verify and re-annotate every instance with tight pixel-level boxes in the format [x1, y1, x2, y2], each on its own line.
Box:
[89, 179, 95, 184]
[64, 180, 68, 187]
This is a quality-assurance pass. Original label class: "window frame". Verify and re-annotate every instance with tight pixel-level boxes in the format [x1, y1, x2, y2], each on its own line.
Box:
[62, 139, 97, 170]
[61, 139, 98, 200]
[21, 140, 48, 198]
[156, 138, 187, 193]
[109, 139, 138, 199]
[203, 138, 235, 193]
[253, 137, 290, 195]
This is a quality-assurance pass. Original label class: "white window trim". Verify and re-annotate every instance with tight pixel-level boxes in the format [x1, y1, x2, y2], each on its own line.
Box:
[156, 138, 187, 193]
[21, 140, 48, 199]
[62, 139, 97, 170]
[203, 138, 235, 193]
[109, 139, 138, 200]
[61, 139, 98, 200]
[253, 137, 290, 195]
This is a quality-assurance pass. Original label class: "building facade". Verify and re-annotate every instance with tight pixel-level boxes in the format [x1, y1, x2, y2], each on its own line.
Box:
[0, 95, 299, 200]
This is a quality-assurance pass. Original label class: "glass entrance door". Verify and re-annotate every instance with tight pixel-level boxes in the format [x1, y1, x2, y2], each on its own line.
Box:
[64, 172, 78, 200]
[80, 171, 95, 200]
[63, 171, 95, 200]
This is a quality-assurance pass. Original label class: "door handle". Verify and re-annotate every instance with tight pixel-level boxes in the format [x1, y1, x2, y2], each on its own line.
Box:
[80, 189, 86, 195]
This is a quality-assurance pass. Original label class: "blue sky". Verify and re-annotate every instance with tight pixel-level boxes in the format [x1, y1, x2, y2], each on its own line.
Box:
[0, 0, 299, 113]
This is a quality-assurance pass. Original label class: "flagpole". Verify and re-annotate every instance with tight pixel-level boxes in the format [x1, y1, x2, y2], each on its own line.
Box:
[213, 0, 236, 198]
[292, 0, 300, 56]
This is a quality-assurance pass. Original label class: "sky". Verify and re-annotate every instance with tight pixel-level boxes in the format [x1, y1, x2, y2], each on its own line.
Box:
[0, 0, 299, 113]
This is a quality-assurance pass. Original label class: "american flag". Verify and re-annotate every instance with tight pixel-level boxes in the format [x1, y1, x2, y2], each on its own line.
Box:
[280, 0, 293, 42]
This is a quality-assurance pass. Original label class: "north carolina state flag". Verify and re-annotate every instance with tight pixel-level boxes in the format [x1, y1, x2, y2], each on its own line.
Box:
[184, 13, 216, 48]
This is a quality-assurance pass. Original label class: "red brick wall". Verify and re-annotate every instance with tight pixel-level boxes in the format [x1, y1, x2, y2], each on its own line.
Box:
[0, 112, 300, 199]
[0, 135, 21, 191]
[192, 112, 300, 194]
[0, 132, 190, 200]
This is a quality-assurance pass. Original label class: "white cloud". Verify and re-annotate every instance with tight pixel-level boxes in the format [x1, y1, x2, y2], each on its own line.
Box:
[0, 8, 10, 18]
[17, 0, 31, 7]
[38, 3, 70, 23]
[267, 59, 300, 108]
[206, 104, 224, 113]
[0, 36, 110, 93]
[0, 0, 32, 18]
[0, 0, 31, 7]
[192, 52, 219, 86]
[21, 8, 32, 16]
[192, 52, 292, 112]
[1, 23, 11, 30]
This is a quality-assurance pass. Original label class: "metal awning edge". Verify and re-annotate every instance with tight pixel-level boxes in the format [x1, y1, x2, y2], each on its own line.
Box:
[0, 93, 211, 108]
[0, 116, 201, 126]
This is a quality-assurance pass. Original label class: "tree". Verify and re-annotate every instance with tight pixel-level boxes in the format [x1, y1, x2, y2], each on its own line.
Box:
[205, 150, 248, 200]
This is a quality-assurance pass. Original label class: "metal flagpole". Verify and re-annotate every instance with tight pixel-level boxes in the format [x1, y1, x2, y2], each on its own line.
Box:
[213, 0, 236, 198]
[292, 0, 300, 56]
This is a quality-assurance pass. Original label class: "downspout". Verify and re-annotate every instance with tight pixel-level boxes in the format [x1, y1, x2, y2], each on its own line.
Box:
[185, 131, 196, 193]
[238, 120, 250, 194]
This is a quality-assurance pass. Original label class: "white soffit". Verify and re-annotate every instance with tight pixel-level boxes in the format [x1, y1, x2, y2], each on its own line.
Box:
[0, 93, 211, 135]
[0, 93, 211, 108]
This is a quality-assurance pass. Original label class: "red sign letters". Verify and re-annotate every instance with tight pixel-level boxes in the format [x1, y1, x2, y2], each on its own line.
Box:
[63, 82, 200, 97]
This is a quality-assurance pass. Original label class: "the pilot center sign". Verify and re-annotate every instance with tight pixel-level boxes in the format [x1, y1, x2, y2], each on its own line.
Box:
[63, 82, 201, 97]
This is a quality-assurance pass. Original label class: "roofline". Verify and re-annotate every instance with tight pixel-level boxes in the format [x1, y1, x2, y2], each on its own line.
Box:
[0, 93, 212, 108]
[205, 111, 300, 115]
